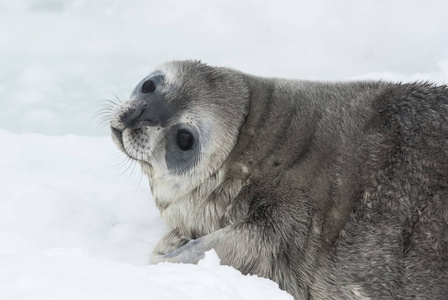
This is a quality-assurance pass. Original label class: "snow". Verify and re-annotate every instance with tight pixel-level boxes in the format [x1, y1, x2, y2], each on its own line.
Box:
[1, 1, 447, 298]
[1, 249, 290, 300]
[0, 130, 292, 299]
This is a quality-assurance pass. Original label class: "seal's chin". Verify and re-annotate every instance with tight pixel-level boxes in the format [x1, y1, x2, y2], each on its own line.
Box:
[111, 126, 154, 174]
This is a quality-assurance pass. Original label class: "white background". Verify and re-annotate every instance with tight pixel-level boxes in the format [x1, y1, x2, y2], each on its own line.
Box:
[1, 0, 447, 136]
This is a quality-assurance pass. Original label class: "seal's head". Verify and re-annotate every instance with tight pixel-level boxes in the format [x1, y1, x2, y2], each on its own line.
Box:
[110, 61, 248, 208]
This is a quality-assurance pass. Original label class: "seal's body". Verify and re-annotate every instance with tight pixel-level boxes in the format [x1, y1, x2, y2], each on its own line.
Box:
[110, 61, 448, 299]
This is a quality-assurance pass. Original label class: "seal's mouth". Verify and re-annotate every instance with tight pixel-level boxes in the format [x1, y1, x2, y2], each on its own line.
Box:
[110, 125, 153, 170]
[111, 126, 124, 147]
[110, 125, 126, 154]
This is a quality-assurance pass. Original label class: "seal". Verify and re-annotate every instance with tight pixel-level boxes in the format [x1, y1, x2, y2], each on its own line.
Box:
[109, 60, 448, 299]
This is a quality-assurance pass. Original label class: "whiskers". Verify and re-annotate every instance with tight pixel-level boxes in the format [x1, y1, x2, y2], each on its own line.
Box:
[94, 95, 122, 129]
[96, 94, 157, 193]
[108, 148, 146, 194]
[96, 95, 144, 188]
[122, 134, 148, 191]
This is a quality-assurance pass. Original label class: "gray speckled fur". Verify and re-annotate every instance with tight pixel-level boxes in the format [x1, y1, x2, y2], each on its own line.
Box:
[110, 61, 448, 300]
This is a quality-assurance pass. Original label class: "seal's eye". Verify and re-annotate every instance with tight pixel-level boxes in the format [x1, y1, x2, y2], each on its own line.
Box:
[142, 80, 156, 93]
[176, 130, 194, 151]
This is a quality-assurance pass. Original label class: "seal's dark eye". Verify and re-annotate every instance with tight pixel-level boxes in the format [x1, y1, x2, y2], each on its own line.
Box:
[176, 130, 194, 151]
[142, 80, 156, 93]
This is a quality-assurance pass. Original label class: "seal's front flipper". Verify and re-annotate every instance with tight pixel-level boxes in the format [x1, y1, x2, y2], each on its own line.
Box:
[151, 228, 190, 264]
[151, 223, 278, 276]
[151, 228, 222, 264]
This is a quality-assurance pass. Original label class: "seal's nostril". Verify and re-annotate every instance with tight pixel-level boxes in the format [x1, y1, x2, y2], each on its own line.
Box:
[120, 106, 146, 129]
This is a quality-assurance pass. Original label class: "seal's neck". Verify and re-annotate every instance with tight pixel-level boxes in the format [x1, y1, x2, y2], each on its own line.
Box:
[149, 164, 239, 238]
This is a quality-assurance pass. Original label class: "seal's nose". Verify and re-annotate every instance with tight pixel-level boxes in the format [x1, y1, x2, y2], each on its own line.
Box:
[121, 105, 157, 129]
[120, 100, 167, 130]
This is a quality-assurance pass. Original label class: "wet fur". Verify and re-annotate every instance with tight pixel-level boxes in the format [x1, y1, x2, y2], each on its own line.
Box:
[111, 61, 448, 299]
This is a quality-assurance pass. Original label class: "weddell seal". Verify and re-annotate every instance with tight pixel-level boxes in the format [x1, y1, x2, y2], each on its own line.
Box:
[109, 60, 448, 299]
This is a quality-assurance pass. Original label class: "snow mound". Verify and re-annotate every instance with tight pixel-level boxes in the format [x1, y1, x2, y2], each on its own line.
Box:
[0, 130, 292, 299]
[0, 249, 291, 300]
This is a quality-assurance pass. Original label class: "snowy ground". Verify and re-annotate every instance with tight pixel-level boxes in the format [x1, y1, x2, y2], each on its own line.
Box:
[0, 130, 292, 299]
